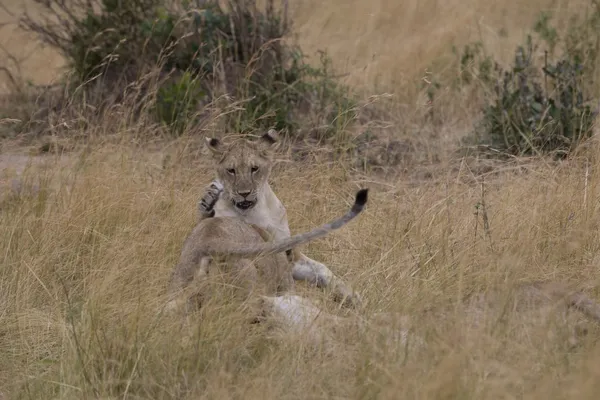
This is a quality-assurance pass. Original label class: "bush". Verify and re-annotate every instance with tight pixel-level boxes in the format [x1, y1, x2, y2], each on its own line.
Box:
[18, 0, 356, 138]
[457, 5, 600, 158]
[155, 71, 206, 135]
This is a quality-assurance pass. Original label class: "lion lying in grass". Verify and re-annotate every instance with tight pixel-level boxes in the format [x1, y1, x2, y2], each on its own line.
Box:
[165, 182, 368, 313]
[166, 129, 600, 352]
[194, 129, 362, 307]
[254, 280, 600, 354]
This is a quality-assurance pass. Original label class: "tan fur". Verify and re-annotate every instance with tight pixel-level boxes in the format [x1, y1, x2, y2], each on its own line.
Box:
[167, 218, 294, 311]
[205, 131, 279, 217]
[259, 281, 600, 354]
[166, 185, 367, 312]
[199, 130, 362, 307]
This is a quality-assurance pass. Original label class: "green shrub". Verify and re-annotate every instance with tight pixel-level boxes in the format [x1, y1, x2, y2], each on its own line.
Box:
[19, 0, 357, 139]
[456, 4, 600, 158]
[71, 0, 172, 83]
[155, 71, 206, 134]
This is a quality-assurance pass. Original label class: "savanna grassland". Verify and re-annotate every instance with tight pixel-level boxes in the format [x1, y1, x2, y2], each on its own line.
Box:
[2, 0, 600, 399]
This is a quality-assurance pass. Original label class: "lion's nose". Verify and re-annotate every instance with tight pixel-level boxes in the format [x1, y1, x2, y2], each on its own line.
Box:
[238, 191, 251, 198]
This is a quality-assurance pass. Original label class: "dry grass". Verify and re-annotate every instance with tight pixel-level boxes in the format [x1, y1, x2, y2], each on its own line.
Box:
[291, 0, 589, 94]
[1, 130, 600, 398]
[0, 0, 592, 97]
[2, 0, 600, 399]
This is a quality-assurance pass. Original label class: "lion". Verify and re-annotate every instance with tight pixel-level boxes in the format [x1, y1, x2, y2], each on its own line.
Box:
[166, 183, 368, 312]
[255, 280, 600, 355]
[195, 129, 362, 307]
[184, 129, 600, 350]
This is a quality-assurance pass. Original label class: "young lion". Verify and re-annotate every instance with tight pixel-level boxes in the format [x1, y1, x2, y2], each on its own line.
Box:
[166, 187, 368, 312]
[196, 129, 363, 307]
[258, 280, 600, 355]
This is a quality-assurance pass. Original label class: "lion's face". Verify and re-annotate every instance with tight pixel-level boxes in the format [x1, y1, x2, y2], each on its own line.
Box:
[206, 130, 279, 212]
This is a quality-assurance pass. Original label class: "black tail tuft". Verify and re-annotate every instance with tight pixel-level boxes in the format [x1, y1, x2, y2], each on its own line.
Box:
[351, 188, 369, 214]
[355, 188, 369, 206]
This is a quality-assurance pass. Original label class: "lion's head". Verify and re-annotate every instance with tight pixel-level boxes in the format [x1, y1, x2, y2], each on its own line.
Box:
[205, 129, 279, 212]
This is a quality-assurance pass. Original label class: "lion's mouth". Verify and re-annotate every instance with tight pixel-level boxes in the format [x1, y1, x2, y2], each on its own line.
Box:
[234, 200, 256, 210]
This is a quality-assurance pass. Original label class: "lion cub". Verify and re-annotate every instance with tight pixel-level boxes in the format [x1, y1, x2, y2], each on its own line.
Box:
[166, 188, 368, 312]
[195, 130, 363, 307]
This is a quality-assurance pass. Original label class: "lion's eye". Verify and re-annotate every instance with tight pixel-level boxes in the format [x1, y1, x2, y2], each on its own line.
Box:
[251, 166, 259, 173]
[226, 168, 236, 175]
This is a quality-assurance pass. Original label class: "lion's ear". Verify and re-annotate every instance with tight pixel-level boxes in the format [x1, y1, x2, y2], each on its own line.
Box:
[205, 137, 224, 156]
[258, 129, 280, 153]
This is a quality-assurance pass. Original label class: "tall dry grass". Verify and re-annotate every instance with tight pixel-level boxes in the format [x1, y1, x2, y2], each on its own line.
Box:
[2, 121, 600, 398]
[291, 0, 589, 92]
[1, 0, 600, 398]
[0, 0, 593, 99]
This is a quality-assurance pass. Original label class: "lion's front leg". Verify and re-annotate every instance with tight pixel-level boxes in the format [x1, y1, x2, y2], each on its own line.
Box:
[290, 250, 362, 308]
[197, 180, 224, 221]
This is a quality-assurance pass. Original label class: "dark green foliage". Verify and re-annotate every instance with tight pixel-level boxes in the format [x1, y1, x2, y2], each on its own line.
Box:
[19, 0, 356, 137]
[69, 0, 171, 83]
[155, 71, 206, 135]
[456, 5, 600, 158]
[478, 36, 596, 157]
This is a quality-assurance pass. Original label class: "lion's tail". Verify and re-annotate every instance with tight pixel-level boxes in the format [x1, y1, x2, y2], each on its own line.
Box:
[207, 189, 369, 257]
